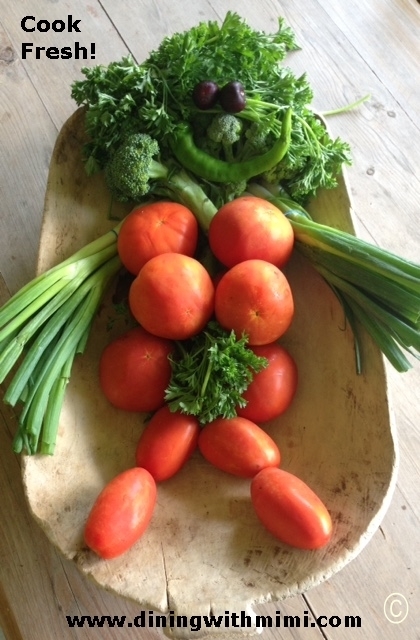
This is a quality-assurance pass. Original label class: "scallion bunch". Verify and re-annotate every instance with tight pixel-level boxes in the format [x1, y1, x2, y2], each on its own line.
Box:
[0, 225, 122, 455]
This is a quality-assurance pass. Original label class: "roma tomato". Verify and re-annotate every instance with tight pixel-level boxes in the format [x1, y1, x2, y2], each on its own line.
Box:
[117, 201, 199, 275]
[209, 196, 294, 268]
[129, 253, 215, 340]
[250, 467, 333, 549]
[84, 467, 157, 559]
[214, 259, 294, 345]
[198, 416, 280, 478]
[99, 326, 174, 413]
[237, 343, 298, 423]
[136, 405, 200, 481]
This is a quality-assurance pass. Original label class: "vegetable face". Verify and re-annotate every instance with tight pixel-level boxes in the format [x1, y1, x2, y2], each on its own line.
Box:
[135, 405, 200, 481]
[251, 467, 333, 549]
[237, 343, 298, 423]
[84, 467, 157, 559]
[129, 253, 215, 340]
[209, 195, 294, 268]
[198, 416, 281, 478]
[214, 259, 294, 345]
[71, 12, 352, 203]
[117, 201, 199, 275]
[99, 326, 174, 413]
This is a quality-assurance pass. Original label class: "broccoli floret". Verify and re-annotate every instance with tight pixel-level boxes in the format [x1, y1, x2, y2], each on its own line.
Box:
[105, 133, 168, 202]
[234, 121, 272, 161]
[104, 132, 218, 231]
[206, 113, 242, 162]
[244, 122, 270, 151]
[207, 179, 248, 209]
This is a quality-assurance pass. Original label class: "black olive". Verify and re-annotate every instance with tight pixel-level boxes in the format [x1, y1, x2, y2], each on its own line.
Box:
[192, 81, 220, 110]
[219, 81, 246, 113]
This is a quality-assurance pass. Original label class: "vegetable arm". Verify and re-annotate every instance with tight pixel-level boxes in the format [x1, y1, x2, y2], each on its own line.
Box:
[0, 226, 123, 455]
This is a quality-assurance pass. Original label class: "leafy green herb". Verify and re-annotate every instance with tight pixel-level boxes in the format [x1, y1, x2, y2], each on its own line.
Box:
[165, 321, 268, 425]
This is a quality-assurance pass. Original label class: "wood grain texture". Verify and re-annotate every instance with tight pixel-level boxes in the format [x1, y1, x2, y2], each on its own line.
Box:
[0, 0, 419, 638]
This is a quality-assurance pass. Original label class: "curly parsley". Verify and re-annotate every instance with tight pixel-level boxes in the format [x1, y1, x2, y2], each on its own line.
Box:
[164, 321, 268, 425]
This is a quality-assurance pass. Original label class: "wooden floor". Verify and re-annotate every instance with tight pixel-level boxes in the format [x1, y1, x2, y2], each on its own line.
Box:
[1, 0, 419, 638]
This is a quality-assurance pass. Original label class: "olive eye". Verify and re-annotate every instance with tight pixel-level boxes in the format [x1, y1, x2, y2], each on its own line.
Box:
[192, 81, 220, 110]
[218, 81, 246, 113]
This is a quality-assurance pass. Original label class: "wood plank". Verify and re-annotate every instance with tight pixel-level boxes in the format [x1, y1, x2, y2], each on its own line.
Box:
[0, 0, 129, 291]
[0, 23, 56, 293]
[309, 0, 420, 125]
[1, 0, 129, 129]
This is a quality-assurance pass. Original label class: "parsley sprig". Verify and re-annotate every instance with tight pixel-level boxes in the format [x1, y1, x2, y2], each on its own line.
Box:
[164, 321, 268, 425]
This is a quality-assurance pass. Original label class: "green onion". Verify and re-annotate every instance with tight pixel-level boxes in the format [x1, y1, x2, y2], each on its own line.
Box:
[0, 224, 122, 455]
[247, 182, 420, 373]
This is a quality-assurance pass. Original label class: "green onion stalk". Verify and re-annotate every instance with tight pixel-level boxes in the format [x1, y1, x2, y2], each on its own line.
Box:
[0, 224, 122, 455]
[247, 182, 420, 374]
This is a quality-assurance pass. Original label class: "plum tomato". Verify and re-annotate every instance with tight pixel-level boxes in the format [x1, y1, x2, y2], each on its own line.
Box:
[250, 467, 333, 549]
[208, 196, 294, 268]
[237, 343, 298, 423]
[135, 405, 200, 481]
[99, 326, 174, 413]
[117, 201, 198, 275]
[129, 253, 215, 340]
[198, 416, 281, 478]
[214, 259, 294, 345]
[84, 467, 157, 559]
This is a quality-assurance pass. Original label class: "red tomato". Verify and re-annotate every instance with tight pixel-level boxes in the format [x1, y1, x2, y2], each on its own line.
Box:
[209, 196, 294, 268]
[135, 405, 200, 481]
[237, 343, 298, 423]
[84, 467, 157, 559]
[214, 259, 294, 345]
[117, 201, 198, 275]
[129, 253, 215, 340]
[99, 326, 174, 412]
[198, 416, 281, 478]
[251, 467, 333, 549]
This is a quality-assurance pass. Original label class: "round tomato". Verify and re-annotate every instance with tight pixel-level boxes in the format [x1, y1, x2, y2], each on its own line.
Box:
[135, 405, 200, 481]
[214, 259, 294, 345]
[209, 196, 294, 268]
[250, 467, 333, 549]
[117, 201, 199, 275]
[99, 326, 174, 412]
[84, 467, 157, 559]
[198, 416, 280, 478]
[129, 253, 215, 340]
[237, 343, 298, 422]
